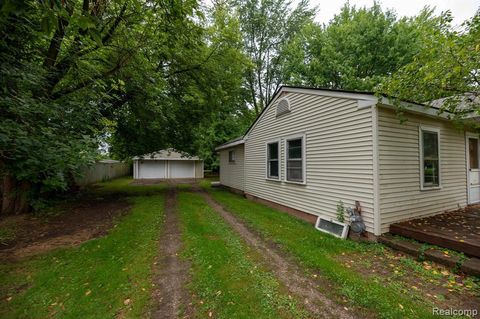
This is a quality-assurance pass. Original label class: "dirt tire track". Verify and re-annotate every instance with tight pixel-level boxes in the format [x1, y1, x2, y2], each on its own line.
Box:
[151, 187, 191, 319]
[197, 189, 360, 319]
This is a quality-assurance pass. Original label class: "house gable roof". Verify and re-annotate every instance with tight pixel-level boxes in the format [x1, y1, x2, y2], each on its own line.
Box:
[215, 85, 459, 150]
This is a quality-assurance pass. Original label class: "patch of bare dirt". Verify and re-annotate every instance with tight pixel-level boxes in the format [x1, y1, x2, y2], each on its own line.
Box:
[150, 187, 192, 319]
[0, 199, 130, 261]
[197, 189, 361, 319]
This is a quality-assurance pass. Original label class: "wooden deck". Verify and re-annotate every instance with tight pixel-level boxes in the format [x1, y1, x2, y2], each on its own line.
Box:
[389, 205, 480, 258]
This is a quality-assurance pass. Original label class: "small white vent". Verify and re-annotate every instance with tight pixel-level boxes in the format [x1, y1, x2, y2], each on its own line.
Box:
[276, 98, 291, 117]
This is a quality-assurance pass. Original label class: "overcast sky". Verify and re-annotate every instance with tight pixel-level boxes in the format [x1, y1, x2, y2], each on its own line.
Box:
[311, 0, 479, 26]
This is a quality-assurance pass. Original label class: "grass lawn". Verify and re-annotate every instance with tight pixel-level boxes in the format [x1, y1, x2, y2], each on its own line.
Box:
[95, 176, 168, 196]
[206, 186, 478, 319]
[0, 180, 165, 319]
[178, 191, 307, 319]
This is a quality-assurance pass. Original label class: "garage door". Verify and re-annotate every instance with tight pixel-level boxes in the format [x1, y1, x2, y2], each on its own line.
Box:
[138, 161, 166, 179]
[169, 161, 195, 178]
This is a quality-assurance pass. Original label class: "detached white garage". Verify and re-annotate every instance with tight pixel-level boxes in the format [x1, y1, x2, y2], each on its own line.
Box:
[133, 149, 204, 179]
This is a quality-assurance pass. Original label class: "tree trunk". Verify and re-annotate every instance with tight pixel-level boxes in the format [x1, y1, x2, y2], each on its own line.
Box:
[1, 174, 17, 215]
[14, 181, 31, 214]
[0, 174, 3, 212]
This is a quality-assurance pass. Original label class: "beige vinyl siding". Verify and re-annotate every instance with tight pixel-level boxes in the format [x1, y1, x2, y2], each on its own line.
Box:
[219, 144, 245, 191]
[378, 106, 467, 233]
[245, 93, 375, 233]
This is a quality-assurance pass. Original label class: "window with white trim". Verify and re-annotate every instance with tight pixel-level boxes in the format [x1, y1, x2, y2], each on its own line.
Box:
[420, 128, 440, 188]
[286, 137, 304, 183]
[228, 150, 236, 163]
[267, 142, 279, 179]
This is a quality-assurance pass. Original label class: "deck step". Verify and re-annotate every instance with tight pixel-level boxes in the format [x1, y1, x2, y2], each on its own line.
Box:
[379, 234, 480, 276]
[389, 223, 480, 258]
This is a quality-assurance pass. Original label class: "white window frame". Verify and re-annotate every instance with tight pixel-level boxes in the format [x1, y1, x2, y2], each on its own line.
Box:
[284, 133, 306, 185]
[419, 126, 441, 190]
[265, 139, 281, 181]
[228, 150, 236, 164]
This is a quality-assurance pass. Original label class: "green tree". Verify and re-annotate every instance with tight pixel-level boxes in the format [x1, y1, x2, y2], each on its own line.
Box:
[284, 3, 439, 91]
[0, 0, 214, 213]
[107, 2, 252, 169]
[233, 0, 316, 114]
[379, 12, 480, 119]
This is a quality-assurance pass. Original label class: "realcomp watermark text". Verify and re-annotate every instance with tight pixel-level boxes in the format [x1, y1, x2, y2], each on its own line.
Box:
[433, 307, 478, 317]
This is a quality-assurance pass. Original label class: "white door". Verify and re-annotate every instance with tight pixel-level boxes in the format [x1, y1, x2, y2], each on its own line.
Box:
[467, 136, 480, 203]
[138, 161, 166, 179]
[169, 161, 195, 178]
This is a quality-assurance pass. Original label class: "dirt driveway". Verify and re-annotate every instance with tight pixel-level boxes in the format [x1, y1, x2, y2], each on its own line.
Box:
[196, 189, 359, 319]
[151, 186, 192, 319]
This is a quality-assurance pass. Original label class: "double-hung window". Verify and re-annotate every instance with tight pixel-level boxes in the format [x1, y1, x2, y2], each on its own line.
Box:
[286, 136, 305, 183]
[267, 142, 279, 179]
[420, 127, 440, 188]
[228, 150, 236, 163]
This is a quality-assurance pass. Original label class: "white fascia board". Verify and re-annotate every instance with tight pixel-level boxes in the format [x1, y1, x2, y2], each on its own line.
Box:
[378, 97, 450, 120]
[215, 139, 245, 151]
[283, 87, 378, 103]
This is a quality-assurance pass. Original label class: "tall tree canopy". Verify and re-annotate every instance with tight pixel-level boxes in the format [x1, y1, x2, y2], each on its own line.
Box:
[281, 3, 443, 91]
[379, 12, 480, 119]
[234, 0, 316, 114]
[0, 0, 251, 213]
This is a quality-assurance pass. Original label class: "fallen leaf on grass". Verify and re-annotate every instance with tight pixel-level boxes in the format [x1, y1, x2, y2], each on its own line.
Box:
[85, 290, 91, 296]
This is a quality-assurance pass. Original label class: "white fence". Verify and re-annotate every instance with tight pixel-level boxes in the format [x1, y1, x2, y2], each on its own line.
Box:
[76, 161, 131, 186]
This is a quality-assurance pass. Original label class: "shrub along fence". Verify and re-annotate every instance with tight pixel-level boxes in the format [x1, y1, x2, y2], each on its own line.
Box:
[75, 160, 131, 186]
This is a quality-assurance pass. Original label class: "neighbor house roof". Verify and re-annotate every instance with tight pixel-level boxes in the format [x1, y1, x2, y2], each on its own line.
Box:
[215, 136, 245, 151]
[133, 148, 200, 160]
[429, 93, 479, 118]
